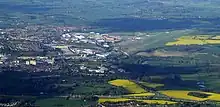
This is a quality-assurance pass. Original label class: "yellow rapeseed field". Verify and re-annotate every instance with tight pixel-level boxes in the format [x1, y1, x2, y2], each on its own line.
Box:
[160, 90, 220, 101]
[166, 35, 220, 46]
[199, 92, 220, 101]
[98, 98, 177, 104]
[160, 90, 207, 101]
[123, 93, 155, 97]
[108, 79, 146, 93]
[166, 39, 207, 46]
[206, 40, 220, 44]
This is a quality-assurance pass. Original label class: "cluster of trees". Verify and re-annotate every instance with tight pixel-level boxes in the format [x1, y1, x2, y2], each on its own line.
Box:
[188, 92, 211, 98]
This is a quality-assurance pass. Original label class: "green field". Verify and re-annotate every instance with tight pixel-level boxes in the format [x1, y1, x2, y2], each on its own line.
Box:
[181, 72, 220, 91]
[72, 84, 111, 95]
[139, 81, 164, 88]
[118, 30, 194, 54]
[35, 98, 91, 107]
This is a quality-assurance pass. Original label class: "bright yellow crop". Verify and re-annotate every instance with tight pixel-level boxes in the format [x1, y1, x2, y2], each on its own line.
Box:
[160, 90, 207, 101]
[199, 92, 220, 101]
[166, 35, 220, 46]
[166, 40, 206, 46]
[206, 40, 220, 44]
[160, 90, 220, 101]
[98, 98, 177, 104]
[109, 79, 146, 93]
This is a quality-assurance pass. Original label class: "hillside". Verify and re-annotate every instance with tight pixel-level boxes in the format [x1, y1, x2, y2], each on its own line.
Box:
[1, 0, 220, 30]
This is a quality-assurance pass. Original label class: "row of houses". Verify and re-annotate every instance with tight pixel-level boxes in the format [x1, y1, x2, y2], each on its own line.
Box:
[0, 101, 20, 107]
[0, 55, 55, 66]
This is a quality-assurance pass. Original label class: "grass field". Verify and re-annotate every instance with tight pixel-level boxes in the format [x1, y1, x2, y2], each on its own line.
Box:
[109, 79, 146, 93]
[181, 72, 220, 91]
[150, 76, 166, 80]
[160, 90, 220, 101]
[72, 84, 111, 95]
[166, 35, 220, 46]
[139, 81, 164, 88]
[117, 30, 194, 54]
[136, 50, 187, 57]
[123, 93, 155, 97]
[98, 98, 177, 104]
[35, 98, 90, 107]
